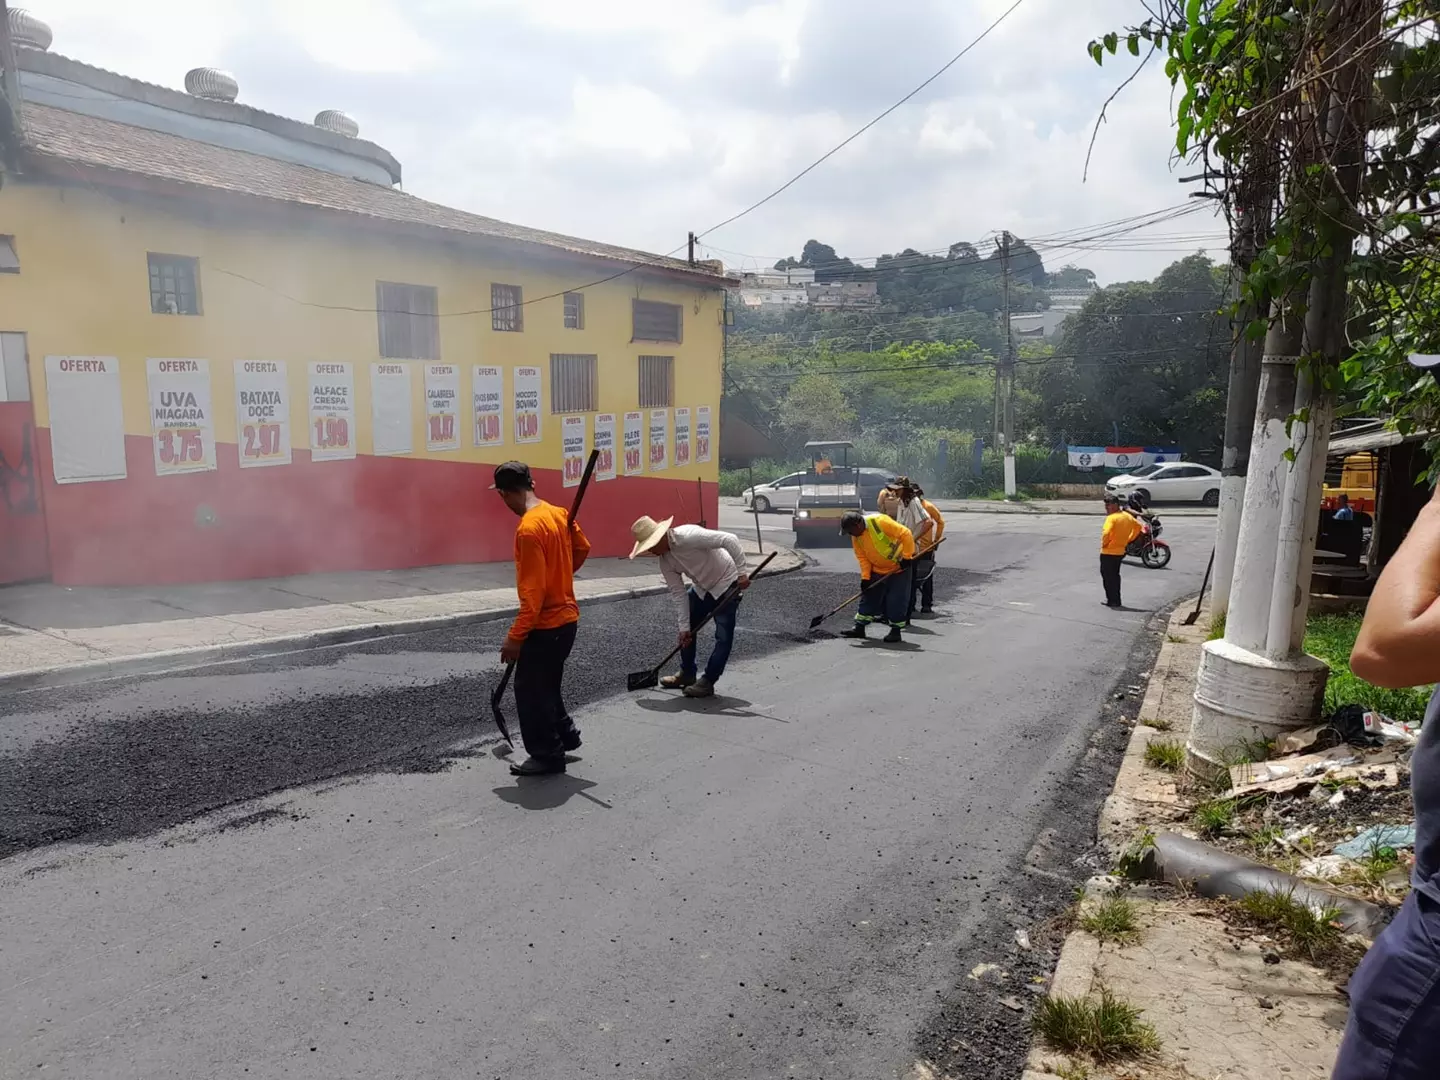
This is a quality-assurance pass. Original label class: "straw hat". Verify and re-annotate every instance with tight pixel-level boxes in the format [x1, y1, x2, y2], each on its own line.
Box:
[628, 515, 675, 558]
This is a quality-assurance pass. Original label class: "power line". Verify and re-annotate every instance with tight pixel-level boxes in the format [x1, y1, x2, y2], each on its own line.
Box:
[695, 0, 1028, 240]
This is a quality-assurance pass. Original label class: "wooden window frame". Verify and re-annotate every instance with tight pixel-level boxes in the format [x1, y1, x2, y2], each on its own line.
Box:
[563, 291, 585, 330]
[638, 355, 674, 408]
[550, 353, 598, 413]
[492, 283, 524, 332]
[631, 299, 682, 343]
[148, 253, 202, 315]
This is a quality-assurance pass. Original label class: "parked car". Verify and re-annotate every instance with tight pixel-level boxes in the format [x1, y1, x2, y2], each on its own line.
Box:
[741, 472, 804, 513]
[742, 467, 898, 514]
[1106, 462, 1222, 506]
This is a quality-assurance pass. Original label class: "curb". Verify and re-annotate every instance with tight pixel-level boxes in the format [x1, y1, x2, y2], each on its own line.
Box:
[0, 554, 807, 694]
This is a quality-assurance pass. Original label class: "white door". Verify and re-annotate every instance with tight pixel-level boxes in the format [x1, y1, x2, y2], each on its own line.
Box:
[771, 473, 803, 509]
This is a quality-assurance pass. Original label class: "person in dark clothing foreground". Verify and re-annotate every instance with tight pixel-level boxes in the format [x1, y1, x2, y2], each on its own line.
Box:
[493, 461, 591, 776]
[1332, 467, 1440, 1079]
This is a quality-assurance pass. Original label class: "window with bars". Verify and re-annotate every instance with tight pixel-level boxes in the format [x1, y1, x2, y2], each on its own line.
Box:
[638, 355, 674, 408]
[376, 281, 440, 360]
[550, 353, 597, 413]
[563, 291, 585, 330]
[492, 283, 524, 332]
[632, 299, 682, 343]
[148, 253, 201, 315]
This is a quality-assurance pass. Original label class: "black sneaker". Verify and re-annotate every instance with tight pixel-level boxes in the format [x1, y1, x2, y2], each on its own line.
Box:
[561, 729, 583, 752]
[919, 606, 934, 614]
[841, 625, 867, 639]
[510, 755, 566, 776]
[883, 627, 903, 643]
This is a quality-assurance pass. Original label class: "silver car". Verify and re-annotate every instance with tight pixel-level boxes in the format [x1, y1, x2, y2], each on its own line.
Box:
[741, 472, 804, 513]
[1106, 462, 1222, 506]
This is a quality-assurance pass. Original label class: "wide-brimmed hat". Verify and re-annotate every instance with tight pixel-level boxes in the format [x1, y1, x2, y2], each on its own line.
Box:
[628, 515, 675, 558]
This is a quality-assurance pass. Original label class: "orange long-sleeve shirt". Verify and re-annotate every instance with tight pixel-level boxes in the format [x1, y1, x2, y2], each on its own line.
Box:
[919, 498, 945, 551]
[851, 513, 915, 580]
[507, 501, 592, 641]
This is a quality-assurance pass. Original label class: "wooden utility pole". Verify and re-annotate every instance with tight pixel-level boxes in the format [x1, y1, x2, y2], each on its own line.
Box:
[1000, 231, 1017, 498]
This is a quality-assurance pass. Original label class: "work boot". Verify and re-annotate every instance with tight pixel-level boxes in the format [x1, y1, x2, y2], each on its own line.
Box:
[660, 672, 696, 689]
[919, 606, 934, 615]
[841, 624, 867, 639]
[509, 755, 566, 777]
[883, 626, 903, 644]
[682, 677, 715, 699]
[561, 728, 583, 753]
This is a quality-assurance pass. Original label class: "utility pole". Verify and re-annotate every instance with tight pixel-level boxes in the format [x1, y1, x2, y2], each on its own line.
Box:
[1000, 231, 1017, 498]
[687, 231, 696, 268]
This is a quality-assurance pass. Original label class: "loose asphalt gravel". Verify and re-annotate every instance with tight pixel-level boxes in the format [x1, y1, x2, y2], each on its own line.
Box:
[0, 517, 1212, 1079]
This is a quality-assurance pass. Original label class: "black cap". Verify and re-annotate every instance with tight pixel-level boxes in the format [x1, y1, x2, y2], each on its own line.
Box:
[840, 510, 866, 532]
[1103, 492, 1121, 504]
[490, 461, 534, 491]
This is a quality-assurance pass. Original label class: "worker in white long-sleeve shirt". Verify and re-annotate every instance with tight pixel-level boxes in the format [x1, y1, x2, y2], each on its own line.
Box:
[629, 516, 751, 698]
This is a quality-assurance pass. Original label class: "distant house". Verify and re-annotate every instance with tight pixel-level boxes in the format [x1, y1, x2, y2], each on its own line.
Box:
[806, 281, 880, 310]
[1010, 287, 1096, 340]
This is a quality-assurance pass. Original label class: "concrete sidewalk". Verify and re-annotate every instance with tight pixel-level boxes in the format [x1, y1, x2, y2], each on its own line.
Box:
[0, 539, 802, 691]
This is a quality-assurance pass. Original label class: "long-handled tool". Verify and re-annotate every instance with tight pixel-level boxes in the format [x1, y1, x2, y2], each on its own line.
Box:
[626, 551, 777, 691]
[807, 537, 946, 630]
[492, 449, 600, 751]
[1182, 547, 1215, 626]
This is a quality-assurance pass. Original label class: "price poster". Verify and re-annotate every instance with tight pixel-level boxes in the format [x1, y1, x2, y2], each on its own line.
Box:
[673, 406, 692, 469]
[648, 408, 669, 471]
[472, 365, 503, 447]
[514, 366, 541, 443]
[147, 358, 216, 475]
[593, 413, 616, 481]
[561, 415, 587, 488]
[696, 405, 712, 463]
[44, 356, 127, 484]
[424, 363, 460, 452]
[234, 360, 291, 468]
[308, 362, 356, 462]
[370, 363, 413, 457]
[622, 411, 644, 476]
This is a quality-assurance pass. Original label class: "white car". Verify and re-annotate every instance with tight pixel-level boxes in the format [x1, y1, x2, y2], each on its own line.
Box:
[741, 472, 804, 512]
[1106, 462, 1222, 506]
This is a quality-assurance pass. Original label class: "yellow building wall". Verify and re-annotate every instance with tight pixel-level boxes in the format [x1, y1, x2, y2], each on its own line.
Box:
[0, 181, 723, 483]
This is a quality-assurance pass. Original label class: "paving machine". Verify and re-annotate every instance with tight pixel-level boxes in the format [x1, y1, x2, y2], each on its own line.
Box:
[793, 440, 861, 547]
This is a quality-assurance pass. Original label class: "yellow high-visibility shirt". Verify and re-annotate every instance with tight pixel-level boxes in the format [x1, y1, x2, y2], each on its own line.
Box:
[1102, 511, 1143, 556]
[851, 513, 915, 580]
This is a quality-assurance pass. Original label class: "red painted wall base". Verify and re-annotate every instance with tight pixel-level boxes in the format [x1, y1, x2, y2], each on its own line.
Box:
[35, 431, 720, 587]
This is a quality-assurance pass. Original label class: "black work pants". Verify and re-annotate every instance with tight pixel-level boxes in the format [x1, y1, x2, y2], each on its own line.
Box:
[909, 552, 936, 617]
[1100, 554, 1124, 607]
[514, 621, 579, 760]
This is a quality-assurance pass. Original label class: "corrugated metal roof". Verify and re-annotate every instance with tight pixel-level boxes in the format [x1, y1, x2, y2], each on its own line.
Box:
[1327, 422, 1429, 457]
[18, 103, 729, 284]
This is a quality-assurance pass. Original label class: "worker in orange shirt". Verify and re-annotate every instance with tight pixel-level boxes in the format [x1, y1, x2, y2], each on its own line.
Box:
[493, 461, 592, 776]
[839, 509, 916, 642]
[1100, 492, 1143, 609]
[914, 487, 945, 616]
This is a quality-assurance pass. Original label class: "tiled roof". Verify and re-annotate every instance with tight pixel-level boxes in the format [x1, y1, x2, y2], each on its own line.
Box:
[19, 103, 725, 282]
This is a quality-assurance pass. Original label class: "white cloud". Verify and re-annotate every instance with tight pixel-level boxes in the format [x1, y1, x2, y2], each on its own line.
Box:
[22, 0, 1226, 284]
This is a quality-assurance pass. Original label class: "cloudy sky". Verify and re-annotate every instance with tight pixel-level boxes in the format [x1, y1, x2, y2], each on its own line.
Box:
[26, 0, 1228, 284]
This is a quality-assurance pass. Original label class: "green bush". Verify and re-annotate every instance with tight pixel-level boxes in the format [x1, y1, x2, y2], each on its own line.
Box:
[1305, 612, 1432, 726]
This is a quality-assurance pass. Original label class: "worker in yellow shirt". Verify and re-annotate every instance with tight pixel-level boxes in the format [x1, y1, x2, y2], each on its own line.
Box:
[839, 509, 916, 642]
[914, 488, 945, 616]
[1101, 493, 1143, 609]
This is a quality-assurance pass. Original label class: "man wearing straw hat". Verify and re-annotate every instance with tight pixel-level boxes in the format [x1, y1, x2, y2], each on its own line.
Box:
[629, 515, 751, 698]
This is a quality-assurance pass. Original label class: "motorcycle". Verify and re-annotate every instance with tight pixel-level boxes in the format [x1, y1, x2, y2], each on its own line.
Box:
[1125, 505, 1171, 569]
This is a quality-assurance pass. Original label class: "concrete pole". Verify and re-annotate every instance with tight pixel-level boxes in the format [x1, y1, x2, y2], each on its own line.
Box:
[1000, 232, 1017, 498]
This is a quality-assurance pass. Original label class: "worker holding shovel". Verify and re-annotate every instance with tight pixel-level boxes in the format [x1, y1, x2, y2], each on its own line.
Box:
[629, 515, 750, 698]
[493, 460, 591, 776]
[839, 509, 915, 642]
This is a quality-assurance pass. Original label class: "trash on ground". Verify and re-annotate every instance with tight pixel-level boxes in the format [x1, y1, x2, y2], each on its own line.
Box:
[1328, 789, 1348, 808]
[1229, 746, 1399, 798]
[1333, 824, 1418, 860]
[1277, 725, 1330, 755]
[1013, 929, 1031, 951]
[1363, 711, 1419, 746]
[968, 962, 1002, 981]
[1281, 825, 1315, 847]
[1328, 704, 1418, 748]
[998, 995, 1025, 1012]
[1298, 854, 1353, 880]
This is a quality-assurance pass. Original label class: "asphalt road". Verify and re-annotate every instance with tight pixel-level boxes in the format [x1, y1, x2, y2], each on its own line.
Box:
[0, 512, 1215, 1080]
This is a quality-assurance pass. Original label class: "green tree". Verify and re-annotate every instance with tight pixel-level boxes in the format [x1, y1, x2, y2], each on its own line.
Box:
[778, 374, 858, 444]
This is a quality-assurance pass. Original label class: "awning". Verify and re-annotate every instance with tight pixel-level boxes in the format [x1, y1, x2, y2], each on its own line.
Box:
[1327, 422, 1430, 458]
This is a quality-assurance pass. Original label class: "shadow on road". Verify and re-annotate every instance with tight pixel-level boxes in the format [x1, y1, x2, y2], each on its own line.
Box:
[493, 774, 613, 811]
[850, 639, 923, 652]
[632, 694, 790, 723]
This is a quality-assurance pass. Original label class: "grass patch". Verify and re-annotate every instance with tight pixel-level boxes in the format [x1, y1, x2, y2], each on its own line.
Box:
[1054, 1060, 1092, 1080]
[1238, 888, 1343, 962]
[1244, 823, 1285, 855]
[1034, 990, 1160, 1062]
[1081, 896, 1140, 943]
[1145, 716, 1174, 732]
[1305, 612, 1433, 726]
[1208, 611, 1226, 641]
[1192, 797, 1238, 837]
[1166, 633, 1184, 644]
[1114, 828, 1157, 880]
[1143, 738, 1185, 771]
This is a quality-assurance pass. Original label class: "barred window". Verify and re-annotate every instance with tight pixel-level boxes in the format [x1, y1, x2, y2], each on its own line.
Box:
[550, 353, 597, 413]
[492, 283, 524, 332]
[632, 299, 682, 343]
[376, 281, 440, 360]
[148, 253, 201, 315]
[638, 355, 674, 408]
[563, 291, 585, 330]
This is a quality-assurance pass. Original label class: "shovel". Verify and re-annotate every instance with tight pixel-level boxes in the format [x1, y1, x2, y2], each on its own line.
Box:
[807, 537, 946, 630]
[627, 551, 777, 691]
[493, 449, 600, 752]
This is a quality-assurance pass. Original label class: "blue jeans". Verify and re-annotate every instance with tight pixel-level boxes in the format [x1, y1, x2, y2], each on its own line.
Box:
[856, 566, 912, 628]
[680, 587, 740, 684]
[1333, 888, 1440, 1079]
